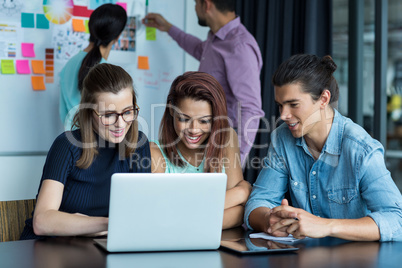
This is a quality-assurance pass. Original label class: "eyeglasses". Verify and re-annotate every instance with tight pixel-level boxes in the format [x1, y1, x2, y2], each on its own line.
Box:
[93, 105, 140, 126]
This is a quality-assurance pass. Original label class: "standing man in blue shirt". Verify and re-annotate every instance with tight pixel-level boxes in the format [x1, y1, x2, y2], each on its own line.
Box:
[143, 0, 265, 166]
[245, 54, 402, 241]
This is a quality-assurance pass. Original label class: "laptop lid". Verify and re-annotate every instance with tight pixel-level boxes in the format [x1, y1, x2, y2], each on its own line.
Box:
[101, 173, 227, 252]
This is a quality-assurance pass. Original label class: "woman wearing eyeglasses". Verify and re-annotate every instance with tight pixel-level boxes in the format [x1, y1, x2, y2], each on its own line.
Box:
[20, 63, 150, 240]
[150, 71, 251, 230]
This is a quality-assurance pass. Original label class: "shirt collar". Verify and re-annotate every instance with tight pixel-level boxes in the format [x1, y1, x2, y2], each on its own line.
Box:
[323, 109, 344, 155]
[211, 16, 241, 40]
[295, 109, 344, 155]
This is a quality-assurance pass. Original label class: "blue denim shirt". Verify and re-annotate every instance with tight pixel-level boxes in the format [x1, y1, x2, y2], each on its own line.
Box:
[245, 109, 402, 241]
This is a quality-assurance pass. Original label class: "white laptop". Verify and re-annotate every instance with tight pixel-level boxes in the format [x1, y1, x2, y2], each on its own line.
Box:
[94, 173, 227, 252]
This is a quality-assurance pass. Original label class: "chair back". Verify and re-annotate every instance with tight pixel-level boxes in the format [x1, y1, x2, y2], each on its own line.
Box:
[0, 199, 36, 242]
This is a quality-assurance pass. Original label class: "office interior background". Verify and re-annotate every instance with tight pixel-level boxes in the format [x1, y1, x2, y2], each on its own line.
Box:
[0, 0, 400, 203]
[332, 0, 402, 190]
[235, 0, 401, 191]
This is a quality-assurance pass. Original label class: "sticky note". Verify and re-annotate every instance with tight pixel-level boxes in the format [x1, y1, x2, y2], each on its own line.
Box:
[31, 76, 46, 91]
[84, 20, 89, 33]
[138, 56, 149, 70]
[16, 60, 31, 74]
[31, 60, 46, 74]
[116, 2, 127, 11]
[21, 43, 35, 57]
[146, 27, 156, 41]
[1, 60, 15, 74]
[72, 5, 93, 18]
[21, 13, 35, 28]
[36, 14, 50, 29]
[72, 19, 86, 32]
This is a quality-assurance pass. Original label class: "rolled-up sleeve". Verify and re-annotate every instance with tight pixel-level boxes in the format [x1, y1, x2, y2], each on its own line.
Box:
[244, 144, 289, 229]
[360, 149, 402, 241]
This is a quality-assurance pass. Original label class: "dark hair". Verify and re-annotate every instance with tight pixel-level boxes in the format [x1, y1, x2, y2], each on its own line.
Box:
[78, 4, 127, 91]
[74, 63, 138, 169]
[272, 54, 339, 104]
[202, 0, 235, 13]
[159, 72, 229, 173]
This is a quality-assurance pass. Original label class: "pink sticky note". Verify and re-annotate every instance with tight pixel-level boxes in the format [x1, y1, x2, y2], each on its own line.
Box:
[116, 2, 127, 11]
[21, 43, 35, 57]
[16, 60, 31, 74]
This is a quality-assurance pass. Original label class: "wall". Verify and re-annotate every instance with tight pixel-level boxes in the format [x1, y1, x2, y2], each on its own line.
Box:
[0, 0, 208, 201]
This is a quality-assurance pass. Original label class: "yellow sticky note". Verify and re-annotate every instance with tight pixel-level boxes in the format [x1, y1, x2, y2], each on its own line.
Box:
[31, 76, 46, 91]
[72, 19, 86, 32]
[1, 59, 16, 74]
[84, 20, 89, 33]
[138, 56, 149, 70]
[146, 27, 156, 41]
[31, 60, 46, 74]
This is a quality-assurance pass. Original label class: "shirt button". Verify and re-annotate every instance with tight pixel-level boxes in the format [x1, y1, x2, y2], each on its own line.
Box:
[294, 182, 298, 186]
[312, 171, 316, 175]
[312, 195, 317, 199]
[342, 197, 345, 201]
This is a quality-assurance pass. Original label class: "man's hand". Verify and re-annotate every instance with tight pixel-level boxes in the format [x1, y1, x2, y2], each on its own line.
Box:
[272, 202, 332, 239]
[249, 199, 297, 237]
[267, 199, 299, 236]
[142, 13, 172, 32]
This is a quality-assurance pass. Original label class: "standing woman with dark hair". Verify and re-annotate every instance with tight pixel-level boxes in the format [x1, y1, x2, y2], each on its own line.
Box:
[245, 54, 402, 241]
[59, 4, 127, 129]
[150, 71, 251, 230]
[20, 63, 150, 240]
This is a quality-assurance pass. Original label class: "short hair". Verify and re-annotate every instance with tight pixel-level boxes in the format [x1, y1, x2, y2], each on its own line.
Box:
[74, 63, 138, 169]
[202, 0, 235, 13]
[272, 54, 339, 105]
[159, 72, 230, 173]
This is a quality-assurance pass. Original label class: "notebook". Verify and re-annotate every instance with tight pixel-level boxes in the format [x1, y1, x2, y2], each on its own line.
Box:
[94, 173, 227, 252]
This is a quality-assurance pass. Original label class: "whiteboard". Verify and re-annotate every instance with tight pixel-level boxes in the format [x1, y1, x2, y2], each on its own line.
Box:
[0, 0, 186, 154]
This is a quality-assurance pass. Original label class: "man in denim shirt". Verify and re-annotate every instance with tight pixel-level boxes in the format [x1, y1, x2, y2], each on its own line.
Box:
[245, 54, 402, 241]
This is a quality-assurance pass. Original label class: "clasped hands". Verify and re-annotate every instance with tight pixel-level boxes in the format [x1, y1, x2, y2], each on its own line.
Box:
[265, 199, 331, 239]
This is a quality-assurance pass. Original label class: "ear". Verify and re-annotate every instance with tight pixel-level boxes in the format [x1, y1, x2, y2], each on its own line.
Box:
[203, 0, 213, 12]
[320, 89, 331, 109]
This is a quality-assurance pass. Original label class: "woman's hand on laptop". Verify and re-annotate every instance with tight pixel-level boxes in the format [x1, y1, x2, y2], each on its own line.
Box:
[74, 213, 109, 237]
[81, 230, 108, 237]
